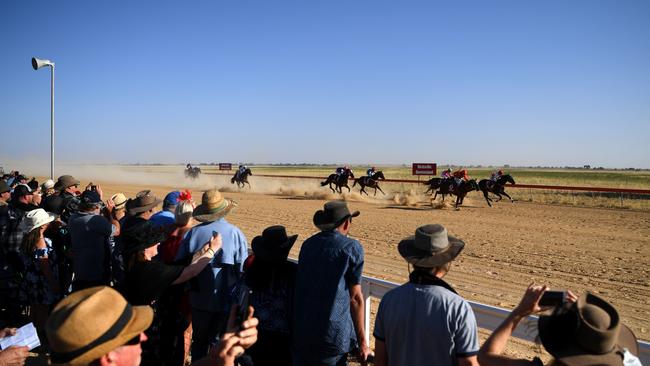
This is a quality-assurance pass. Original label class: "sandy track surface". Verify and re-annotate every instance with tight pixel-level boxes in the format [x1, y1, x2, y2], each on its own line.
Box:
[88, 173, 649, 358]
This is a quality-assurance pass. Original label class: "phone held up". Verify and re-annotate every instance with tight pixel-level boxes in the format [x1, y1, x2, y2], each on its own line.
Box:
[538, 290, 567, 307]
[236, 284, 252, 328]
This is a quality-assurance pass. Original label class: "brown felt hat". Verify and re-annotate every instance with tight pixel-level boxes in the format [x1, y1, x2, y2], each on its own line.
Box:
[54, 175, 80, 191]
[398, 224, 465, 267]
[193, 189, 237, 222]
[539, 293, 640, 366]
[46, 286, 153, 366]
[126, 190, 162, 215]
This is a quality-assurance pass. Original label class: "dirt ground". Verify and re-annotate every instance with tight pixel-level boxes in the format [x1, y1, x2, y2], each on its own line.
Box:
[70, 171, 650, 360]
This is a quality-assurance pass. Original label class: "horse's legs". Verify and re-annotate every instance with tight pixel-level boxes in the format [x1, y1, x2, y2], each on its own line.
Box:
[377, 185, 385, 195]
[329, 183, 336, 194]
[344, 184, 350, 193]
[482, 189, 492, 207]
[494, 193, 503, 201]
[500, 191, 513, 202]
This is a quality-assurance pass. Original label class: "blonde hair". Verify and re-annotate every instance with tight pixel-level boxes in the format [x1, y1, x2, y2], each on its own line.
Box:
[175, 200, 195, 226]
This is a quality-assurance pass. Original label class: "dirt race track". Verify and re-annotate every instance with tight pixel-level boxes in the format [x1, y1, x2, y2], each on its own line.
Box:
[94, 173, 649, 358]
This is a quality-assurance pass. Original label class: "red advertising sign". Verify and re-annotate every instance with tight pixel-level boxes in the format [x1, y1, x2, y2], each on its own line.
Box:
[412, 163, 437, 176]
[219, 163, 232, 170]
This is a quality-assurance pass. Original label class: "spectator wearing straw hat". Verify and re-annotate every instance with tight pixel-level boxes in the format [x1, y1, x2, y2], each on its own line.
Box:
[373, 224, 479, 366]
[175, 189, 248, 360]
[46, 286, 259, 366]
[110, 193, 128, 222]
[122, 190, 162, 231]
[478, 285, 642, 366]
[293, 201, 371, 366]
[68, 189, 119, 292]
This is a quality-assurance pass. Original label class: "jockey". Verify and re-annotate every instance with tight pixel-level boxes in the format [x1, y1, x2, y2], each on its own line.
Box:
[366, 166, 377, 178]
[451, 168, 469, 191]
[490, 169, 504, 182]
[337, 165, 351, 177]
[236, 164, 247, 179]
[441, 168, 452, 180]
[186, 163, 192, 169]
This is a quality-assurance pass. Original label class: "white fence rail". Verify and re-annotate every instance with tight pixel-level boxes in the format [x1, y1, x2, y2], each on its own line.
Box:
[360, 275, 650, 364]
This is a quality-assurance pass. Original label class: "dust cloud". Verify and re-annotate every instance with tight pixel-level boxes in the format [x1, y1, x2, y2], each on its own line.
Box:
[4, 160, 454, 209]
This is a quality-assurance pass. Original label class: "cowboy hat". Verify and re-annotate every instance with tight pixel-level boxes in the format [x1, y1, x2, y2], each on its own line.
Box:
[193, 189, 237, 222]
[121, 220, 166, 255]
[398, 224, 465, 267]
[54, 175, 80, 191]
[46, 286, 153, 366]
[313, 201, 360, 231]
[251, 225, 298, 262]
[126, 190, 162, 215]
[538, 293, 640, 366]
[19, 208, 57, 233]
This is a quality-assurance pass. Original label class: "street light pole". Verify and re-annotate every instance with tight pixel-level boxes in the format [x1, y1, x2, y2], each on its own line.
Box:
[32, 57, 56, 179]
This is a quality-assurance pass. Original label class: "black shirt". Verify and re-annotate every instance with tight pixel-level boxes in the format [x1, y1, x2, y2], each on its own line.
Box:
[123, 260, 184, 306]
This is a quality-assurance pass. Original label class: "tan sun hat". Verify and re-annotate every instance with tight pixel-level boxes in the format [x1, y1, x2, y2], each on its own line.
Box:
[47, 286, 153, 366]
[192, 189, 237, 222]
[111, 193, 128, 210]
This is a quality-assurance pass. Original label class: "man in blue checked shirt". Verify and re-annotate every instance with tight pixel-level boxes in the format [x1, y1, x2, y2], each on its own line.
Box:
[175, 189, 248, 361]
[293, 201, 372, 366]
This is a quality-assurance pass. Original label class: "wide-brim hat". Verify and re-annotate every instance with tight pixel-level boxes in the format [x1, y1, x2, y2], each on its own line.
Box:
[19, 208, 57, 233]
[121, 220, 166, 255]
[111, 193, 128, 210]
[538, 293, 639, 366]
[313, 200, 360, 231]
[54, 175, 80, 191]
[193, 189, 237, 223]
[126, 190, 162, 215]
[251, 225, 298, 262]
[398, 224, 465, 267]
[47, 286, 153, 366]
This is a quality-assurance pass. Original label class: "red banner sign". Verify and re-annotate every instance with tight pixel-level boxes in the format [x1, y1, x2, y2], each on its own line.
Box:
[219, 163, 232, 170]
[412, 163, 437, 176]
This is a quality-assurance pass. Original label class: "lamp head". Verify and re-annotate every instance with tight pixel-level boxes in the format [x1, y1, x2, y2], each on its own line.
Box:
[32, 57, 55, 70]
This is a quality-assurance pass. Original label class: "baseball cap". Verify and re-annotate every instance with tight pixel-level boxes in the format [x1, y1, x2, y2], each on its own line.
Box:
[163, 191, 181, 207]
[13, 184, 34, 197]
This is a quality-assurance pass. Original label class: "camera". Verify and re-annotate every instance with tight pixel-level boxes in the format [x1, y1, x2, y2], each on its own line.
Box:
[538, 290, 567, 307]
[235, 284, 252, 328]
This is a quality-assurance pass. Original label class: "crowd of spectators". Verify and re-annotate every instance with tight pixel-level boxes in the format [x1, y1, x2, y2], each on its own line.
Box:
[0, 170, 643, 366]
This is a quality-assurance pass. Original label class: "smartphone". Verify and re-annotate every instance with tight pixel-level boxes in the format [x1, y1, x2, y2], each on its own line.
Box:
[90, 184, 98, 192]
[539, 290, 567, 306]
[236, 285, 252, 328]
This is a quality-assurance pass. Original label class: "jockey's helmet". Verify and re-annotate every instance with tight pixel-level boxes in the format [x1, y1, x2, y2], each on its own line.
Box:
[371, 166, 376, 170]
[498, 170, 503, 175]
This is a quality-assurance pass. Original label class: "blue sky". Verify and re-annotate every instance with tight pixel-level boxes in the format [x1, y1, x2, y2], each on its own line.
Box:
[1, 0, 649, 168]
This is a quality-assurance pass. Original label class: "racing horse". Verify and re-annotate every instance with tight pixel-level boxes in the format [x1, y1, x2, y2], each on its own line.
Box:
[321, 169, 355, 194]
[431, 179, 479, 208]
[353, 171, 386, 196]
[231, 168, 252, 188]
[423, 177, 453, 197]
[184, 166, 201, 179]
[478, 174, 516, 207]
